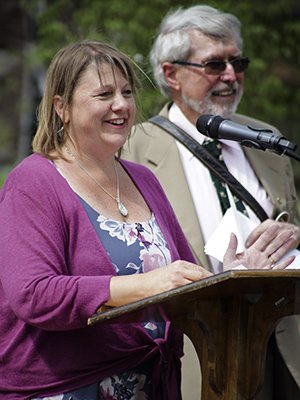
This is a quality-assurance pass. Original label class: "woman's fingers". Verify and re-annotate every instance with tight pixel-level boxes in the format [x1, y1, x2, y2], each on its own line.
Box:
[180, 262, 212, 281]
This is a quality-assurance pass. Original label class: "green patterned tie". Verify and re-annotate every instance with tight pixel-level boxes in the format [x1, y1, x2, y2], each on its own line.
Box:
[202, 139, 249, 216]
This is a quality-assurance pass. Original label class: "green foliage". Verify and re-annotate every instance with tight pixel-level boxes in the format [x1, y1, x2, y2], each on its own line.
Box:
[18, 0, 300, 188]
[0, 174, 6, 188]
[19, 0, 300, 120]
[0, 166, 11, 188]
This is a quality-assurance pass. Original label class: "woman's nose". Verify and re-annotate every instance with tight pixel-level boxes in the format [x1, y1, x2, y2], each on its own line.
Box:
[111, 93, 129, 110]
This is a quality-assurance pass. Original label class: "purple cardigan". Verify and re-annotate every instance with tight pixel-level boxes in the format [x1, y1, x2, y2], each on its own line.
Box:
[0, 154, 195, 399]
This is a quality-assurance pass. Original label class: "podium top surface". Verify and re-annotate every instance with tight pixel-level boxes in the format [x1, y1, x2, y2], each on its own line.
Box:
[87, 270, 300, 326]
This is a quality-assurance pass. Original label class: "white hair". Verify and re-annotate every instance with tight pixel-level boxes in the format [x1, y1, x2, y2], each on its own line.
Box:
[150, 5, 243, 97]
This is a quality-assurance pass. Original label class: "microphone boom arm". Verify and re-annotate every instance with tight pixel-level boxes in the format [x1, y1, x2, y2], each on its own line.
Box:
[238, 126, 300, 161]
[197, 114, 300, 162]
[241, 125, 296, 155]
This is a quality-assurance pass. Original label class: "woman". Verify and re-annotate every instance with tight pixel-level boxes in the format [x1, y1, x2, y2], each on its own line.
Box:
[0, 40, 294, 400]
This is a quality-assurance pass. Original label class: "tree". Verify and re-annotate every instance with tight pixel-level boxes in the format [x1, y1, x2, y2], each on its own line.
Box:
[2, 0, 300, 186]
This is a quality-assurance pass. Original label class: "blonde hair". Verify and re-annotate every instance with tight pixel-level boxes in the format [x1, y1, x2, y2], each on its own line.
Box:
[32, 40, 140, 159]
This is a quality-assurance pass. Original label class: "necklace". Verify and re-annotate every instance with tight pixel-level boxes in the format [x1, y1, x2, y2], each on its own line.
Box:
[64, 146, 128, 218]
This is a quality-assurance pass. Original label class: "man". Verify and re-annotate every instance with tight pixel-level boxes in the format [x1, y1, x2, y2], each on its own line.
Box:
[123, 5, 300, 400]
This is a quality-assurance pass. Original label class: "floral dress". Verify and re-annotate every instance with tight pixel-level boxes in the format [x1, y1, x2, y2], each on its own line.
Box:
[33, 197, 172, 400]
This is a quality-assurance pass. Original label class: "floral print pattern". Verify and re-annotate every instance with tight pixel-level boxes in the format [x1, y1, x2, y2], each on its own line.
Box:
[33, 202, 172, 400]
[96, 213, 171, 273]
[99, 370, 149, 400]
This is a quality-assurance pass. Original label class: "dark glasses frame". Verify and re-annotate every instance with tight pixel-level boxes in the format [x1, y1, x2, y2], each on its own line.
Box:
[171, 56, 250, 75]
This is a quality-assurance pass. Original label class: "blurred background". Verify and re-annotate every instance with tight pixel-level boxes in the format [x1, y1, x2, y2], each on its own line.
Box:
[0, 0, 299, 192]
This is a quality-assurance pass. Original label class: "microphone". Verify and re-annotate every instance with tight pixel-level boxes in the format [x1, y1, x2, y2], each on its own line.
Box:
[196, 114, 297, 154]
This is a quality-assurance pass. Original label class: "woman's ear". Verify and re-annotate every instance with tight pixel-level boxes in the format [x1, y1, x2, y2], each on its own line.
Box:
[162, 62, 181, 91]
[53, 95, 69, 124]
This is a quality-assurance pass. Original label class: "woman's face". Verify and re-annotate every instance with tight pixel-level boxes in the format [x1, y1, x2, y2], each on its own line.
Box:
[64, 61, 136, 158]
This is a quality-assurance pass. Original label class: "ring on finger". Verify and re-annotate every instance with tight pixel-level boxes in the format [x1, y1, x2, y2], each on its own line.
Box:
[269, 256, 276, 267]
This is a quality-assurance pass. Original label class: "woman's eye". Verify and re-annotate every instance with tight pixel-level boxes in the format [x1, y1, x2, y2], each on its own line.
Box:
[97, 91, 111, 97]
[123, 89, 133, 97]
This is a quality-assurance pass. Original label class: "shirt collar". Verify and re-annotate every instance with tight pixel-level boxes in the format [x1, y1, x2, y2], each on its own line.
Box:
[169, 103, 206, 145]
[168, 103, 242, 152]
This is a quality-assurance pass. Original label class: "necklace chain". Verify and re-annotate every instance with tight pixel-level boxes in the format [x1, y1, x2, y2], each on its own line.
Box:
[64, 146, 128, 217]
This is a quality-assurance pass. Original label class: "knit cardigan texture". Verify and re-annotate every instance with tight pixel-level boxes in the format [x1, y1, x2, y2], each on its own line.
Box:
[0, 153, 195, 399]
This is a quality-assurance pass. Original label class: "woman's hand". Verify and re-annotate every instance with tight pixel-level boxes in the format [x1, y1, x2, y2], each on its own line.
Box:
[223, 224, 296, 271]
[106, 222, 297, 309]
[106, 260, 212, 307]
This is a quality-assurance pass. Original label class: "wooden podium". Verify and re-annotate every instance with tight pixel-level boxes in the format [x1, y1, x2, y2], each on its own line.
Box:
[88, 270, 300, 400]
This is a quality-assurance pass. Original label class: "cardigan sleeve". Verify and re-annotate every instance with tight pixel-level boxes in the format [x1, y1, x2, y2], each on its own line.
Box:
[0, 159, 112, 331]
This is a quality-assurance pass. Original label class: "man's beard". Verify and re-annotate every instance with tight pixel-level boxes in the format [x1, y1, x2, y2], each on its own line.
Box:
[182, 84, 243, 119]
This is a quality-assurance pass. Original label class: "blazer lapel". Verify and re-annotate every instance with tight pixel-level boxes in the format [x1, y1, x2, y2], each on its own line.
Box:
[143, 124, 210, 270]
[244, 147, 287, 217]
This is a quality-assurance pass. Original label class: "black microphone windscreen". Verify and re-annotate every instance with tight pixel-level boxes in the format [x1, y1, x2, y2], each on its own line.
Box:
[196, 114, 213, 135]
[208, 115, 224, 138]
[196, 114, 225, 138]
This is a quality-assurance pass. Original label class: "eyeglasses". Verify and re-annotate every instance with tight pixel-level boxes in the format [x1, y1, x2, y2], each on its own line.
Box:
[172, 56, 250, 75]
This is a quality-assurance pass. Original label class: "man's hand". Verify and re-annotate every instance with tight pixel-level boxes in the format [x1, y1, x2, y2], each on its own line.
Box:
[224, 224, 295, 270]
[245, 219, 300, 265]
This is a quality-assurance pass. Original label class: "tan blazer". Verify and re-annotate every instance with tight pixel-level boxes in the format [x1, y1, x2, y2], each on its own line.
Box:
[123, 103, 300, 387]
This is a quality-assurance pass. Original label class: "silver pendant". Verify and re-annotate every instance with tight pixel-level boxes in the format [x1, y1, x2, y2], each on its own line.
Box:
[117, 200, 128, 217]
